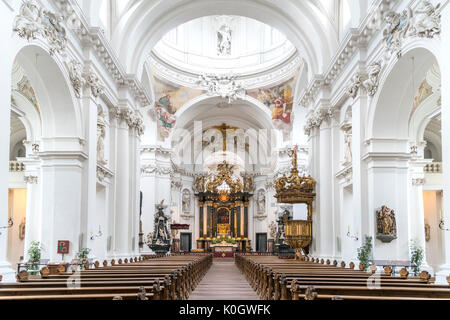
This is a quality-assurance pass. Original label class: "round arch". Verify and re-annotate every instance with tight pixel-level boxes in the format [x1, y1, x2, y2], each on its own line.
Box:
[12, 44, 82, 143]
[367, 39, 441, 141]
[112, 0, 337, 79]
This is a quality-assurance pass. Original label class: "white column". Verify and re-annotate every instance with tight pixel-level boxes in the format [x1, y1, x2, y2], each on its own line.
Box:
[0, 2, 17, 281]
[437, 3, 450, 282]
[81, 93, 98, 254]
[309, 123, 320, 255]
[352, 92, 369, 251]
[318, 114, 334, 258]
[128, 126, 140, 255]
[21, 157, 42, 260]
[112, 109, 130, 258]
[409, 159, 433, 272]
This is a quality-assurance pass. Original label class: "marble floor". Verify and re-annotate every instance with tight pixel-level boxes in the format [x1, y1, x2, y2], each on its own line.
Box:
[189, 259, 260, 300]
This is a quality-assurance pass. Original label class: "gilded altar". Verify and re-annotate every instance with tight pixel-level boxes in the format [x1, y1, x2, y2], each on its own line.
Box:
[194, 161, 252, 252]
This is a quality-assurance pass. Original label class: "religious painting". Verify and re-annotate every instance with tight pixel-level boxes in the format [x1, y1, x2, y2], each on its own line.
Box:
[19, 218, 26, 240]
[246, 75, 297, 132]
[151, 76, 205, 140]
[16, 75, 40, 112]
[217, 207, 230, 224]
[57, 240, 70, 254]
[411, 79, 432, 119]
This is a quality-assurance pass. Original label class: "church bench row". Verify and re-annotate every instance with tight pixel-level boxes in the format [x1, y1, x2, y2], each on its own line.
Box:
[235, 255, 450, 300]
[0, 254, 212, 300]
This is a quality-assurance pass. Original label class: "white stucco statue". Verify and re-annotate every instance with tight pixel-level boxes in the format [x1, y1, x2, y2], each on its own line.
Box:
[217, 24, 232, 56]
[410, 1, 441, 38]
[182, 189, 191, 213]
[97, 110, 107, 165]
[257, 189, 266, 214]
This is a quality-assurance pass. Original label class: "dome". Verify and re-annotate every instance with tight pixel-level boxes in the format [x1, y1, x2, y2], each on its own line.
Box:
[152, 15, 297, 76]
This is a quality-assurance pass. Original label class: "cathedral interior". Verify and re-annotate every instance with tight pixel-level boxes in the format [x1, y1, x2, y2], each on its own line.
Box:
[1, 0, 450, 303]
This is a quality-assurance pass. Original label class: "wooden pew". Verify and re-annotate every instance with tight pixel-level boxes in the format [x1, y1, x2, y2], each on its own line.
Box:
[235, 254, 450, 300]
[0, 254, 212, 300]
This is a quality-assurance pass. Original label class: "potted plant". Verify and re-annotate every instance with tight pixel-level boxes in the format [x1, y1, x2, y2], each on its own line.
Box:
[357, 235, 373, 272]
[77, 248, 91, 269]
[27, 241, 42, 275]
[410, 240, 424, 276]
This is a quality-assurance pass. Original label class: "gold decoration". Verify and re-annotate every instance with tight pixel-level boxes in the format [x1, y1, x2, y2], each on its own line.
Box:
[206, 161, 242, 194]
[285, 220, 312, 249]
[211, 123, 239, 152]
[274, 146, 316, 204]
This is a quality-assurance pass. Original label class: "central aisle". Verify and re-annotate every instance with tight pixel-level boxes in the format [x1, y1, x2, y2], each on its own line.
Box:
[189, 258, 260, 300]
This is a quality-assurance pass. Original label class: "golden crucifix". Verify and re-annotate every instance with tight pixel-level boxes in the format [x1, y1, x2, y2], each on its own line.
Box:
[212, 123, 239, 152]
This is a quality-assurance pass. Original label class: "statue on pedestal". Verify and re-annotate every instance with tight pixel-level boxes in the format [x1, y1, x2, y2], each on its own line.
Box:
[148, 200, 171, 253]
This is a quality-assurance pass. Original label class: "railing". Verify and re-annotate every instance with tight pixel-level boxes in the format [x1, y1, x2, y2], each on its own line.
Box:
[9, 161, 25, 172]
[424, 162, 442, 174]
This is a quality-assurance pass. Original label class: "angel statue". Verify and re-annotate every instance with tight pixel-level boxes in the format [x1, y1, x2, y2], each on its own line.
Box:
[409, 0, 441, 38]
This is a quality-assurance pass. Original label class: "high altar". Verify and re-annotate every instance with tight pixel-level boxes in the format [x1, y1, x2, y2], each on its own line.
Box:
[194, 161, 253, 254]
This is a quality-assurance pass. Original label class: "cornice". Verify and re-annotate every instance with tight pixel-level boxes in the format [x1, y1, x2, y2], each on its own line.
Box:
[51, 0, 152, 108]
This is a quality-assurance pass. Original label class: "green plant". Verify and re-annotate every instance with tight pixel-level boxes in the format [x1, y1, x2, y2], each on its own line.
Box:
[357, 235, 373, 271]
[77, 248, 91, 260]
[410, 240, 424, 276]
[27, 241, 42, 275]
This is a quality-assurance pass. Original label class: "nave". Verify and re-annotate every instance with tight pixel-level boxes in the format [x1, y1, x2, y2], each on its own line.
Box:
[189, 259, 259, 300]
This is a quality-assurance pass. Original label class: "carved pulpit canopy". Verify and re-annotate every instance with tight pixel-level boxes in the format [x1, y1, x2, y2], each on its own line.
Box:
[274, 146, 316, 204]
[275, 146, 316, 255]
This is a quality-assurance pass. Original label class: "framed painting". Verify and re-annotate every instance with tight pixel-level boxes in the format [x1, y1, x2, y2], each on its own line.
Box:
[57, 240, 70, 254]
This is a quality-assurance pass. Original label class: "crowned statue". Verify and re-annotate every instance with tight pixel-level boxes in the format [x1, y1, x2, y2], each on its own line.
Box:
[148, 200, 171, 253]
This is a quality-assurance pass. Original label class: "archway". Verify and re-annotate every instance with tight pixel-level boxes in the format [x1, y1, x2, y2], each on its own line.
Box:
[366, 45, 442, 269]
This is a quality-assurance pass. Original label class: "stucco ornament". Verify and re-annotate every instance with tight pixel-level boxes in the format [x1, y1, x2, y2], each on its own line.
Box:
[68, 60, 85, 98]
[13, 0, 42, 41]
[346, 74, 364, 99]
[13, 1, 68, 55]
[408, 1, 441, 38]
[84, 70, 104, 98]
[363, 61, 383, 97]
